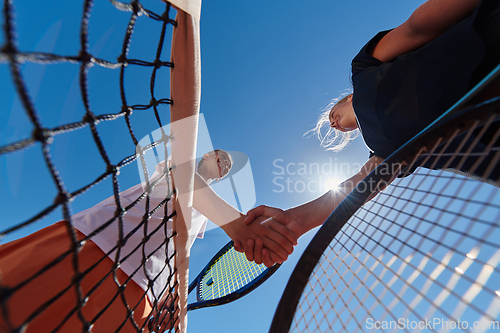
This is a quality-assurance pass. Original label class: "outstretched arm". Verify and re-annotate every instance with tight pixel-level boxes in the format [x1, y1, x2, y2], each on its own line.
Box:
[191, 173, 297, 266]
[372, 0, 481, 62]
[239, 156, 388, 264]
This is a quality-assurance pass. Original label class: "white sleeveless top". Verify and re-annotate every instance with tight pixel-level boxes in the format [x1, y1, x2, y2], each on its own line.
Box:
[72, 160, 207, 304]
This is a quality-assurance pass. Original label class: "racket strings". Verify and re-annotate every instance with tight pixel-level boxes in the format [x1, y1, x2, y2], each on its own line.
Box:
[199, 248, 268, 301]
[285, 98, 500, 332]
[368, 184, 500, 256]
[292, 174, 500, 332]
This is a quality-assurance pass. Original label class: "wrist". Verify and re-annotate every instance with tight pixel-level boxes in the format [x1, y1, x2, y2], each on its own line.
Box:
[286, 190, 338, 235]
[284, 210, 305, 238]
[219, 214, 244, 239]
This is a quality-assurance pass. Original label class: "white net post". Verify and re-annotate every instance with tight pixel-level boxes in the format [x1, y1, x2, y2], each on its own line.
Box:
[169, 2, 201, 331]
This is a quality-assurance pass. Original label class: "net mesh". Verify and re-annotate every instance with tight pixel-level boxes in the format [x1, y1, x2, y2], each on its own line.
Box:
[0, 0, 187, 332]
[273, 87, 500, 332]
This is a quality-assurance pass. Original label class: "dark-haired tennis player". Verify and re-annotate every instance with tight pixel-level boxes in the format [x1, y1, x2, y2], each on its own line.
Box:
[0, 149, 297, 333]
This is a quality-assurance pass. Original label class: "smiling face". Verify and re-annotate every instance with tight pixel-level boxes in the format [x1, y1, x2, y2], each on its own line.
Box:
[329, 94, 358, 132]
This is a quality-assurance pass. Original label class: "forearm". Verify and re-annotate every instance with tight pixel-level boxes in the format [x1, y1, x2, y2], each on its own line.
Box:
[192, 173, 242, 228]
[285, 176, 361, 235]
[285, 156, 384, 236]
[285, 190, 343, 236]
[238, 158, 382, 265]
[191, 173, 296, 263]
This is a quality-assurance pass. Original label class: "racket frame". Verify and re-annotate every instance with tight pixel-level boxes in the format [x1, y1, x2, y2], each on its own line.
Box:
[187, 240, 281, 311]
[269, 66, 500, 333]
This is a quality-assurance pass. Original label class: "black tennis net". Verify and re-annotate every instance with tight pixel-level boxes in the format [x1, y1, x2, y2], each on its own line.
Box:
[0, 0, 183, 332]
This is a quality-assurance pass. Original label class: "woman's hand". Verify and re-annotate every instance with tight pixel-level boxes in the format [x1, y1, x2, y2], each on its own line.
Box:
[235, 156, 391, 266]
[223, 214, 298, 267]
[234, 205, 303, 266]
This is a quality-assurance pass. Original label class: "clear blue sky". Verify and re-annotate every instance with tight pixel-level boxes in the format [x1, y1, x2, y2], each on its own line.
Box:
[0, 0, 426, 332]
[190, 1, 424, 332]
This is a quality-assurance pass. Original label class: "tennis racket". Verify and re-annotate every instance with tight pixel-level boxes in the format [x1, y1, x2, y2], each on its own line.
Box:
[270, 66, 500, 332]
[187, 240, 280, 311]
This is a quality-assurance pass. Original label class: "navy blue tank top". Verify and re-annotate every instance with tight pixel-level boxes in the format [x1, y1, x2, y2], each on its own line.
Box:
[351, 0, 500, 159]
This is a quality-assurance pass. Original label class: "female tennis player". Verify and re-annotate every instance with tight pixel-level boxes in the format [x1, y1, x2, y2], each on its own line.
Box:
[0, 149, 296, 333]
[237, 0, 500, 265]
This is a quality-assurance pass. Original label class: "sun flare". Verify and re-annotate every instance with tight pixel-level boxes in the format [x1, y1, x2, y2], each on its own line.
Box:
[323, 177, 342, 192]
